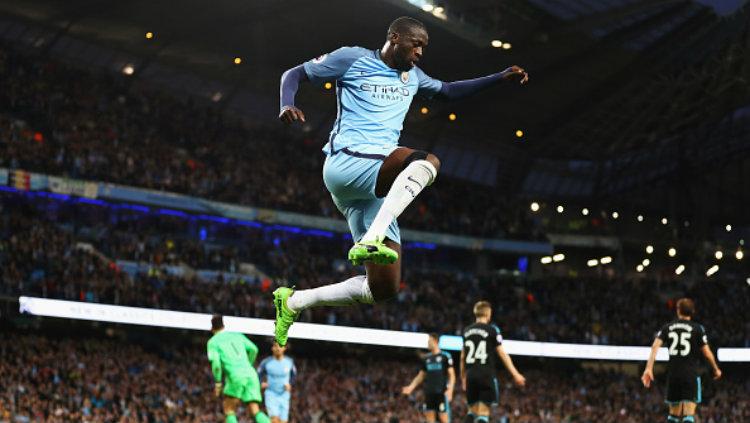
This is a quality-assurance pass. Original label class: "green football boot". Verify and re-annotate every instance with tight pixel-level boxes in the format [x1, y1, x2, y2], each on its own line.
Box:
[348, 237, 399, 265]
[272, 287, 298, 347]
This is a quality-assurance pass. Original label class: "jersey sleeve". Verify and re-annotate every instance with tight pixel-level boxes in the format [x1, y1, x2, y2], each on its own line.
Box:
[656, 324, 670, 342]
[257, 358, 268, 381]
[445, 352, 454, 367]
[289, 359, 297, 385]
[206, 340, 222, 383]
[698, 325, 709, 345]
[492, 324, 503, 346]
[414, 67, 443, 99]
[303, 47, 365, 84]
[243, 335, 259, 364]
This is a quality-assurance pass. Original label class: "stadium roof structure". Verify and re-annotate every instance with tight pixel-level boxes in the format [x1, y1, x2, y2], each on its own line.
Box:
[0, 0, 748, 225]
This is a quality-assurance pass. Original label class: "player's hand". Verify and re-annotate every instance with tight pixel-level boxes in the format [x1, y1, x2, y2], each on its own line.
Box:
[501, 65, 529, 85]
[261, 382, 268, 390]
[641, 369, 654, 388]
[401, 386, 413, 396]
[279, 106, 306, 124]
[713, 368, 722, 380]
[285, 383, 292, 392]
[446, 388, 454, 402]
[513, 372, 526, 387]
[214, 383, 222, 398]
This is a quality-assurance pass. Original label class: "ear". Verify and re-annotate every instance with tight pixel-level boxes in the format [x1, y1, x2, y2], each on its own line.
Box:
[388, 31, 399, 44]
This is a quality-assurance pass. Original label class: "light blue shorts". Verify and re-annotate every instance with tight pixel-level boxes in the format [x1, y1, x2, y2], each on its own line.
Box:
[264, 390, 291, 421]
[323, 151, 400, 244]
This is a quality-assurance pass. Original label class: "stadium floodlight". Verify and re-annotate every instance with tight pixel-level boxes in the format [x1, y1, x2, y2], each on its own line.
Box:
[234, 57, 242, 65]
[611, 211, 619, 219]
[642, 258, 650, 267]
[582, 208, 589, 216]
[668, 247, 677, 257]
[646, 245, 654, 254]
[420, 106, 429, 114]
[491, 40, 503, 48]
[556, 205, 564, 213]
[515, 130, 524, 138]
[736, 250, 743, 260]
[211, 92, 223, 102]
[502, 42, 512, 50]
[324, 82, 333, 90]
[661, 217, 668, 225]
[637, 215, 644, 222]
[747, 277, 750, 286]
[421, 3, 434, 12]
[600, 256, 612, 264]
[587, 259, 598, 267]
[448, 113, 456, 121]
[636, 264, 644, 272]
[706, 265, 719, 277]
[122, 64, 135, 75]
[530, 202, 540, 212]
[552, 253, 565, 262]
[25, 297, 736, 361]
[540, 256, 553, 264]
[145, 31, 154, 40]
[726, 224, 732, 232]
[715, 250, 723, 260]
[675, 264, 685, 275]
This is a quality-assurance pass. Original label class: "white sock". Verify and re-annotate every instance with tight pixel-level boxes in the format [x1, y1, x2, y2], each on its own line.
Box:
[286, 275, 374, 312]
[362, 159, 437, 242]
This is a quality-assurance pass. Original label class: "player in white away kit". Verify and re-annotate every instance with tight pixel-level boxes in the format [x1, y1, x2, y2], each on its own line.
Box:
[274, 16, 529, 346]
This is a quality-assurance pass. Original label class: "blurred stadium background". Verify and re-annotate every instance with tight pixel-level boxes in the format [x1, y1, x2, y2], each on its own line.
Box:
[1, 0, 749, 421]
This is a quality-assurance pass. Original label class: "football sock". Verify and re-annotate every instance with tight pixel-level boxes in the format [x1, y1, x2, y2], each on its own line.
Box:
[254, 411, 271, 423]
[668, 416, 680, 423]
[287, 275, 373, 312]
[226, 413, 237, 423]
[362, 160, 437, 242]
[682, 416, 695, 423]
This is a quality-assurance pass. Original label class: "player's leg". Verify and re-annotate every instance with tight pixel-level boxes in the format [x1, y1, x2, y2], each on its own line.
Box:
[244, 373, 271, 423]
[423, 410, 437, 422]
[468, 403, 490, 422]
[681, 402, 697, 422]
[222, 397, 240, 423]
[350, 147, 439, 264]
[438, 394, 450, 423]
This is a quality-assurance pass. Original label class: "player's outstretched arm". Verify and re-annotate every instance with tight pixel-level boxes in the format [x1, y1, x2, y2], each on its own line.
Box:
[279, 64, 308, 124]
[207, 342, 223, 397]
[435, 66, 529, 101]
[402, 370, 425, 395]
[641, 338, 662, 388]
[701, 345, 722, 380]
[496, 345, 525, 387]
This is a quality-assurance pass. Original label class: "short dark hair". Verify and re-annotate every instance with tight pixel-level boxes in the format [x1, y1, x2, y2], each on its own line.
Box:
[676, 298, 695, 317]
[211, 314, 224, 331]
[387, 16, 426, 37]
[428, 332, 440, 341]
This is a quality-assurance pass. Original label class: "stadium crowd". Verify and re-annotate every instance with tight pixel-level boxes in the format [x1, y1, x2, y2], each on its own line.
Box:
[1, 333, 747, 422]
[0, 44, 536, 240]
[2, 194, 749, 349]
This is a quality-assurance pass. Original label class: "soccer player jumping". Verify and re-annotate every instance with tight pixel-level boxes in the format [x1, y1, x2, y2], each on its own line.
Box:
[274, 16, 528, 346]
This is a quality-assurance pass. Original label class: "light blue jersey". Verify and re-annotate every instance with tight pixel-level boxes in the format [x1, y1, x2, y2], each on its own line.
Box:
[258, 356, 296, 421]
[258, 356, 296, 395]
[303, 47, 443, 157]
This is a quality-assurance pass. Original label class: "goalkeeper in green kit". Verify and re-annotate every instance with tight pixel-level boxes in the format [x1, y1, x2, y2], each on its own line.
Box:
[207, 314, 271, 423]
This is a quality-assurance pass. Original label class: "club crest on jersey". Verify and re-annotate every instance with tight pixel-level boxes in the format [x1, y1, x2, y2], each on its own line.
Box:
[312, 54, 328, 64]
[400, 71, 410, 84]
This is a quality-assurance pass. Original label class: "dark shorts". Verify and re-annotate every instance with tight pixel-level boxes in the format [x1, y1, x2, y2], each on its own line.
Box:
[666, 375, 702, 404]
[466, 376, 499, 406]
[422, 393, 450, 414]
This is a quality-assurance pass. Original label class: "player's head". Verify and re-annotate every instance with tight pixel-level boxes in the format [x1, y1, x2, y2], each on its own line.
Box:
[211, 314, 224, 333]
[427, 332, 440, 351]
[676, 298, 695, 319]
[272, 341, 287, 357]
[473, 301, 492, 321]
[386, 16, 428, 71]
